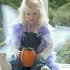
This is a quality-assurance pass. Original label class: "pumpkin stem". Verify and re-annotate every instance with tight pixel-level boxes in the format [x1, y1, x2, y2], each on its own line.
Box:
[27, 47, 33, 50]
[22, 47, 34, 51]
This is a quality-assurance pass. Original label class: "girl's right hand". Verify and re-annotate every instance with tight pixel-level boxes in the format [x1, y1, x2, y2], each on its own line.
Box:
[16, 51, 21, 59]
[36, 54, 42, 59]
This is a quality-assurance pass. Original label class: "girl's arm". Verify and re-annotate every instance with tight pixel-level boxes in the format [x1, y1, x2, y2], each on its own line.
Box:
[5, 23, 23, 56]
[39, 41, 53, 60]
[37, 23, 53, 60]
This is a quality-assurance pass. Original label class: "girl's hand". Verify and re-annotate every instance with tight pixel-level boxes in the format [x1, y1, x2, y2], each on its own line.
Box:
[16, 51, 21, 59]
[36, 54, 42, 59]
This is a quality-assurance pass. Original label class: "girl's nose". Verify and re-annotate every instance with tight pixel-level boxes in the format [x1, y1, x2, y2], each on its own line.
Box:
[30, 14, 33, 18]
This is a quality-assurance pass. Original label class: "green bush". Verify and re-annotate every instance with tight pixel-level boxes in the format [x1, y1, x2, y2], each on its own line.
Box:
[56, 40, 70, 64]
[49, 3, 70, 26]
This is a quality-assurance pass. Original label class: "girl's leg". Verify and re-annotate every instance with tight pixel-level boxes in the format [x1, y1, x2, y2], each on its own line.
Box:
[46, 54, 60, 70]
[30, 57, 51, 70]
[10, 58, 29, 70]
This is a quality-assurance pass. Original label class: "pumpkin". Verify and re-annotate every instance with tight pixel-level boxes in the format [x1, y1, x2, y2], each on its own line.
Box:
[21, 47, 36, 67]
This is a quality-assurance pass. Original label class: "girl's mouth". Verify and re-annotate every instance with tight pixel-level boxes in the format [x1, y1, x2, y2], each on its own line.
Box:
[30, 20, 34, 21]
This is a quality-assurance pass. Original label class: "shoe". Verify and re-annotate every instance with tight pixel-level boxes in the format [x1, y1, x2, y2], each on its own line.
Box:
[41, 66, 51, 70]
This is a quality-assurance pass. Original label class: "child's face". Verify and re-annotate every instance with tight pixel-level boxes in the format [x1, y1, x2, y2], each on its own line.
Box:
[24, 6, 40, 24]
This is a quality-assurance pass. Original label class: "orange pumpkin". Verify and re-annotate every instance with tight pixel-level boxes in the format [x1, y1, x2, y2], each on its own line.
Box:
[21, 47, 36, 67]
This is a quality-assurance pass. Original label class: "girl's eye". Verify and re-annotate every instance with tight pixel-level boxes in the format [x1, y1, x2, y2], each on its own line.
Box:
[33, 13, 37, 14]
[27, 13, 30, 15]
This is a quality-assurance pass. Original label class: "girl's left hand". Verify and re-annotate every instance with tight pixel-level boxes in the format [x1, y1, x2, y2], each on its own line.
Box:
[36, 54, 42, 59]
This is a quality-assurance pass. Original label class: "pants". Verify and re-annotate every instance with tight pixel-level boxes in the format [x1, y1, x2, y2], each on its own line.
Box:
[10, 56, 50, 70]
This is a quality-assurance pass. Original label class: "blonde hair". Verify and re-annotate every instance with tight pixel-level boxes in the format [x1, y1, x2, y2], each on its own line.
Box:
[19, 0, 48, 27]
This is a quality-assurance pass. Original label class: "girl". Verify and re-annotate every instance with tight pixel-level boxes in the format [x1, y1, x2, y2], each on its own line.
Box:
[6, 0, 59, 70]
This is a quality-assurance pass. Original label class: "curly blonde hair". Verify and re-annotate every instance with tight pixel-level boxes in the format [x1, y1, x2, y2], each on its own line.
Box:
[19, 0, 49, 27]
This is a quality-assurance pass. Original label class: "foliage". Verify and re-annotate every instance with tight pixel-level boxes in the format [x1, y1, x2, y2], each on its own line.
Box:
[56, 3, 70, 26]
[49, 3, 70, 26]
[49, 0, 70, 9]
[0, 8, 5, 47]
[0, 0, 22, 9]
[56, 40, 70, 64]
[48, 7, 58, 26]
